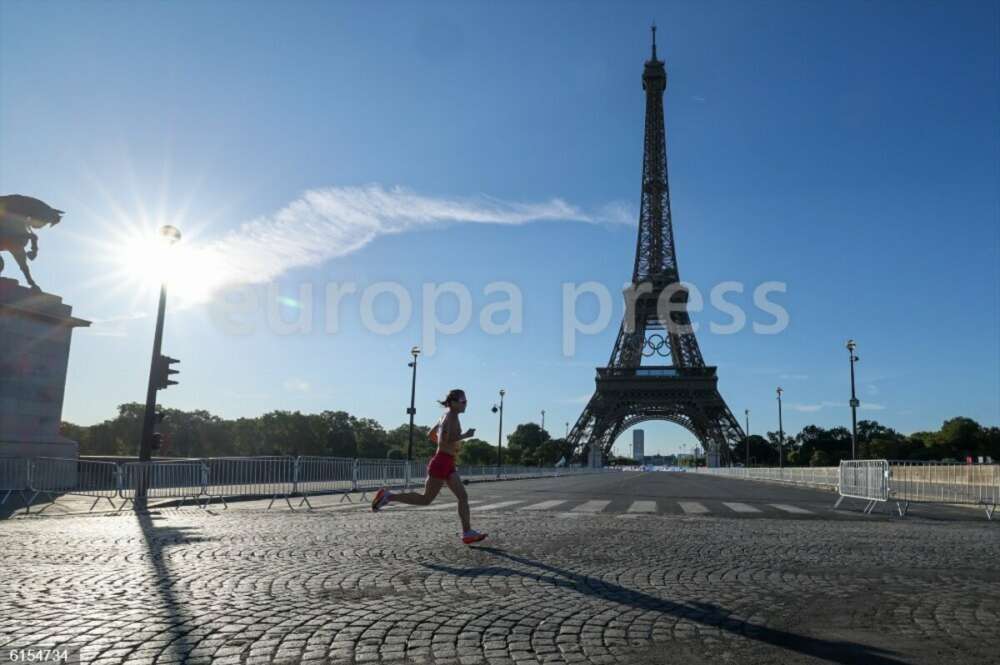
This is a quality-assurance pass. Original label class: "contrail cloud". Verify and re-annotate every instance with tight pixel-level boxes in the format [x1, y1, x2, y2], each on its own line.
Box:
[171, 184, 632, 303]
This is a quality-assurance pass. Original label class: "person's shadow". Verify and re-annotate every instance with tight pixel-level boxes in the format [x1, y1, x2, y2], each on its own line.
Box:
[423, 546, 907, 665]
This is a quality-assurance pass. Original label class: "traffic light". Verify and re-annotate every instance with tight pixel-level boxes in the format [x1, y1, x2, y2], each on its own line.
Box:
[154, 354, 180, 390]
[150, 432, 163, 451]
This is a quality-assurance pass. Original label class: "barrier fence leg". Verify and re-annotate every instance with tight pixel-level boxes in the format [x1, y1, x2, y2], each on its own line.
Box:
[98, 496, 118, 511]
[833, 495, 845, 510]
[896, 501, 909, 518]
[984, 503, 995, 521]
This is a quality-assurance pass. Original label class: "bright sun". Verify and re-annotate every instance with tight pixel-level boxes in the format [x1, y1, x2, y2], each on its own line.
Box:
[102, 219, 229, 309]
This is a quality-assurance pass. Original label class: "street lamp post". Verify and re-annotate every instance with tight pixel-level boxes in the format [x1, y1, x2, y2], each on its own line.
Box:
[541, 409, 545, 432]
[492, 389, 505, 474]
[744, 409, 750, 468]
[406, 346, 420, 461]
[846, 339, 860, 460]
[136, 225, 182, 511]
[776, 387, 784, 470]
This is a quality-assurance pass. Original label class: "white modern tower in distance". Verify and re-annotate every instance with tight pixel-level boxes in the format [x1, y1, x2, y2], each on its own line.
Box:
[632, 429, 645, 462]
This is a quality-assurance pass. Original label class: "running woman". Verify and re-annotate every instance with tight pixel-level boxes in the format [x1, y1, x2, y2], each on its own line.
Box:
[371, 388, 487, 545]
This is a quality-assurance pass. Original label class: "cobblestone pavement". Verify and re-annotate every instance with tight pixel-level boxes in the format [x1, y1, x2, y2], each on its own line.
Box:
[1, 475, 998, 665]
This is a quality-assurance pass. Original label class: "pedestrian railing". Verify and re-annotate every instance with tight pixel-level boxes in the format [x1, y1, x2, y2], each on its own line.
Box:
[834, 460, 890, 514]
[119, 461, 204, 507]
[28, 457, 120, 513]
[202, 456, 296, 509]
[887, 461, 998, 519]
[694, 459, 998, 520]
[295, 456, 356, 506]
[693, 466, 839, 489]
[0, 457, 30, 509]
[0, 455, 608, 515]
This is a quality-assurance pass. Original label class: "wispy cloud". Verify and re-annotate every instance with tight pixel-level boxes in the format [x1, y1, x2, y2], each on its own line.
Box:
[790, 400, 886, 413]
[172, 185, 631, 304]
[282, 378, 311, 393]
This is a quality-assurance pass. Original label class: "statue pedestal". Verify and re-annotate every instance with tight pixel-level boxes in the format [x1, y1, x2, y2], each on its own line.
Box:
[0, 278, 90, 460]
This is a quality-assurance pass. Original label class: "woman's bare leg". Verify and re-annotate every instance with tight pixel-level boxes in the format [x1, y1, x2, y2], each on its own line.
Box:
[389, 476, 444, 506]
[446, 473, 472, 532]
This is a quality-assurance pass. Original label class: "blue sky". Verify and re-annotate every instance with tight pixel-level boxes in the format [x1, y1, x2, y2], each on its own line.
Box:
[2, 1, 997, 455]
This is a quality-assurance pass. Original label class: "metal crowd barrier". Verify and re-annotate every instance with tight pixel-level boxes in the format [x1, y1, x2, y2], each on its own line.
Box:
[119, 461, 205, 507]
[28, 457, 120, 513]
[834, 460, 890, 513]
[888, 461, 998, 519]
[354, 459, 410, 499]
[0, 457, 30, 510]
[0, 455, 609, 516]
[294, 456, 356, 508]
[202, 456, 295, 509]
[694, 466, 839, 489]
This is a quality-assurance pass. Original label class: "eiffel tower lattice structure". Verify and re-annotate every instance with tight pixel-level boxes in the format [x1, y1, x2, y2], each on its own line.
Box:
[568, 28, 744, 468]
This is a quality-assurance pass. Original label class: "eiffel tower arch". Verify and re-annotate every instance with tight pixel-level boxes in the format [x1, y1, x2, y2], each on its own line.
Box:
[568, 28, 744, 468]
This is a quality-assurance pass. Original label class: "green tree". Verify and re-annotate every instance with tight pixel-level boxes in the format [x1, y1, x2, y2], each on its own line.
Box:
[457, 438, 497, 465]
[352, 416, 388, 459]
[506, 423, 550, 466]
[321, 410, 356, 458]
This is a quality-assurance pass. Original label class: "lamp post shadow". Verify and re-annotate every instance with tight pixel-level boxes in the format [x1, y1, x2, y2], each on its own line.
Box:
[134, 511, 208, 662]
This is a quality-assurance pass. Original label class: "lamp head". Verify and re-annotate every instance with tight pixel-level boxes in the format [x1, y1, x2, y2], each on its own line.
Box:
[776, 387, 783, 397]
[846, 339, 856, 351]
[499, 388, 506, 397]
[158, 225, 182, 246]
[411, 345, 421, 356]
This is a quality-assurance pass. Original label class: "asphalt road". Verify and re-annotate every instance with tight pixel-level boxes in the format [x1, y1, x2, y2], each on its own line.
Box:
[1, 471, 997, 665]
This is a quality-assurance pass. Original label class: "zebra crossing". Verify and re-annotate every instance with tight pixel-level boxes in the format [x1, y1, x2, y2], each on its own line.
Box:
[351, 494, 827, 518]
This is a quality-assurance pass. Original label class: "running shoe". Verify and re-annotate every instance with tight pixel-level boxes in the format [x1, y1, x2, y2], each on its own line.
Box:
[371, 488, 392, 512]
[462, 530, 487, 545]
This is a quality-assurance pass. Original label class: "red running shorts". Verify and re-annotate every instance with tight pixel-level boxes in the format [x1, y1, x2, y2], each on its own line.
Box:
[427, 452, 457, 480]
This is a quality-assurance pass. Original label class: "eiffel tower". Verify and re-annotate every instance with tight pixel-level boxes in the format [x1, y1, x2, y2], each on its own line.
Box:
[568, 27, 743, 468]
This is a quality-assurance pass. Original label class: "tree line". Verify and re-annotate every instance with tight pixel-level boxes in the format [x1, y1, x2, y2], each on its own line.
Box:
[61, 404, 575, 467]
[730, 417, 1000, 466]
[62, 405, 998, 467]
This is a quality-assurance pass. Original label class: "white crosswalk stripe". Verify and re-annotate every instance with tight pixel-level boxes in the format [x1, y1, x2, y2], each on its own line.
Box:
[522, 500, 568, 510]
[678, 501, 709, 514]
[627, 500, 657, 513]
[723, 502, 761, 513]
[414, 500, 485, 511]
[769, 503, 813, 514]
[571, 500, 611, 513]
[473, 500, 524, 512]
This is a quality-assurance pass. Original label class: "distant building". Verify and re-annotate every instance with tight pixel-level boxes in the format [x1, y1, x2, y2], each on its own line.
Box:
[632, 430, 644, 461]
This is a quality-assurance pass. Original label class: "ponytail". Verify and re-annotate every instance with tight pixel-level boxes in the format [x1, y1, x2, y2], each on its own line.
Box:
[438, 388, 465, 407]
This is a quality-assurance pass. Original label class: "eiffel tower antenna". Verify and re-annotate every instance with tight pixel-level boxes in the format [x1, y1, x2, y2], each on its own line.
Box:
[567, 31, 744, 468]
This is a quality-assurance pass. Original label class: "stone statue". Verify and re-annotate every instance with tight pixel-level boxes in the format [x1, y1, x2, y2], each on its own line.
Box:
[0, 194, 64, 292]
